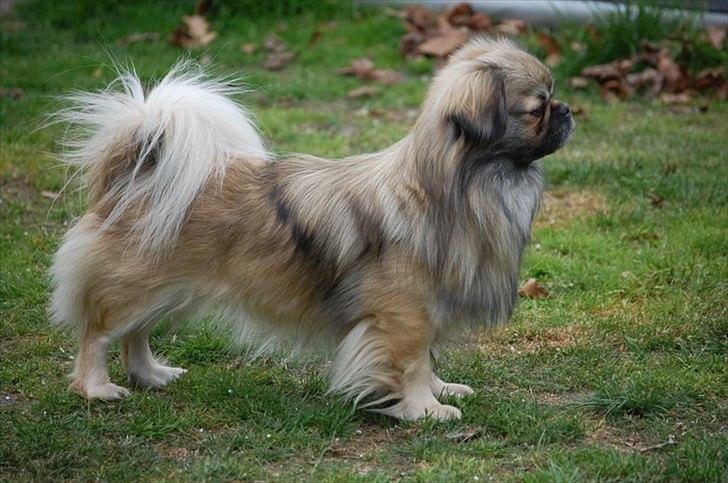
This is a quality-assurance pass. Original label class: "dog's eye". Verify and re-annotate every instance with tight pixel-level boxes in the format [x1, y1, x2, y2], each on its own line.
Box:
[529, 106, 545, 117]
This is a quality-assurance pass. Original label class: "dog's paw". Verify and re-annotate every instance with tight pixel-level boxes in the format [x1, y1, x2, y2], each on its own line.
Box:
[129, 365, 187, 389]
[72, 382, 131, 401]
[438, 383, 474, 399]
[374, 399, 462, 421]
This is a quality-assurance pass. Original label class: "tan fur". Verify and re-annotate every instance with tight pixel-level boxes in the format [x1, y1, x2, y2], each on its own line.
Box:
[52, 38, 573, 420]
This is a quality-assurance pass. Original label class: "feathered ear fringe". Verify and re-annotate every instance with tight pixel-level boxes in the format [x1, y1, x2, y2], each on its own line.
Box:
[54, 60, 268, 255]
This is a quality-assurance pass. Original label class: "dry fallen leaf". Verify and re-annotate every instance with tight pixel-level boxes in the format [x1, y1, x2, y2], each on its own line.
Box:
[116, 32, 160, 46]
[337, 59, 405, 85]
[0, 87, 23, 100]
[694, 67, 727, 99]
[41, 190, 59, 200]
[706, 26, 727, 49]
[346, 86, 379, 99]
[648, 193, 665, 207]
[170, 15, 216, 49]
[582, 57, 635, 82]
[518, 278, 550, 299]
[626, 68, 663, 97]
[336, 58, 375, 77]
[371, 69, 405, 85]
[446, 426, 482, 443]
[263, 33, 286, 53]
[262, 52, 296, 71]
[537, 32, 562, 67]
[659, 92, 691, 104]
[494, 18, 527, 36]
[445, 2, 492, 31]
[240, 43, 257, 55]
[568, 76, 589, 89]
[309, 29, 323, 46]
[417, 29, 470, 58]
[404, 4, 437, 33]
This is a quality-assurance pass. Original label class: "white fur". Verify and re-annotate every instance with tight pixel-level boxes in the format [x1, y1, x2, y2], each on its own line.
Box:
[57, 61, 268, 253]
[50, 221, 100, 331]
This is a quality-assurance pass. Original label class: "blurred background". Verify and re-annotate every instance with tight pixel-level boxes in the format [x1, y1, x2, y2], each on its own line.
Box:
[1, 1, 726, 481]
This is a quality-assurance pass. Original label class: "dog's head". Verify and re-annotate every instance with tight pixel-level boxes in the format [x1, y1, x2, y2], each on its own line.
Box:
[422, 38, 573, 165]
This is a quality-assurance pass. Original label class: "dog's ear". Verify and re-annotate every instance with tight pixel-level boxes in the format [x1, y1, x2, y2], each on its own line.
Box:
[448, 65, 508, 145]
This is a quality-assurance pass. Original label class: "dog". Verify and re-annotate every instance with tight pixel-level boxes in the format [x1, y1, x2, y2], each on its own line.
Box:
[50, 38, 572, 420]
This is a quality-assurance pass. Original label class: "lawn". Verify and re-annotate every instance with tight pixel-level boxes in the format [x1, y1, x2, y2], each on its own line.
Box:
[1, 1, 726, 481]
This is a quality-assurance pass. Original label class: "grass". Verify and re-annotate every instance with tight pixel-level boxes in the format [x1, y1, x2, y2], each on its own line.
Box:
[1, 1, 727, 481]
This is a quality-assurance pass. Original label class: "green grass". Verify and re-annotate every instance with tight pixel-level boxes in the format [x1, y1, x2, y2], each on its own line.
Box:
[2, 1, 727, 481]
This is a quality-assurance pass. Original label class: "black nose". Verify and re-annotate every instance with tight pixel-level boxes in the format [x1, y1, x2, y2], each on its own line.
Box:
[554, 102, 570, 116]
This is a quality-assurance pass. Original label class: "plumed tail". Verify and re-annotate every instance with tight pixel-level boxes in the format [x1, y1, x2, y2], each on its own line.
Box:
[57, 61, 268, 253]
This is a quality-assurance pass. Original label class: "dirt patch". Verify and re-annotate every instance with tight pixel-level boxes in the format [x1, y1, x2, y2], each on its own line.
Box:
[534, 390, 596, 407]
[320, 423, 420, 476]
[1, 178, 38, 202]
[583, 418, 649, 453]
[476, 324, 587, 355]
[535, 188, 607, 229]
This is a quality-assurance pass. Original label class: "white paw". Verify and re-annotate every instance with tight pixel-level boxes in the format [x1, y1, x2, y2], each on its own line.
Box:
[84, 383, 131, 401]
[425, 403, 462, 421]
[375, 400, 462, 421]
[439, 383, 474, 399]
[129, 365, 186, 389]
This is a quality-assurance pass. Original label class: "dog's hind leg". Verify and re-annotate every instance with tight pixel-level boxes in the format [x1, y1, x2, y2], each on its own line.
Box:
[121, 328, 186, 389]
[430, 373, 474, 399]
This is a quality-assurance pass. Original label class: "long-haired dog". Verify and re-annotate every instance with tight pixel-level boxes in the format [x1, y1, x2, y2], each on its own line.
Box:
[51, 38, 573, 420]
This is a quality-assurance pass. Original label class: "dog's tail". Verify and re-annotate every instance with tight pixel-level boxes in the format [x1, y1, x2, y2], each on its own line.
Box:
[57, 61, 268, 252]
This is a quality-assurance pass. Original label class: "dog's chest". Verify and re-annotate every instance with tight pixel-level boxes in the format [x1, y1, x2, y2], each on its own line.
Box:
[435, 165, 544, 327]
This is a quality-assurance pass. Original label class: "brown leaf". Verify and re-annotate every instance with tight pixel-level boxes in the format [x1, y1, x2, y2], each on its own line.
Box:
[400, 31, 426, 57]
[585, 24, 601, 42]
[537, 32, 561, 57]
[571, 105, 587, 117]
[0, 87, 23, 100]
[518, 278, 550, 299]
[336, 58, 375, 78]
[656, 55, 690, 93]
[240, 43, 257, 55]
[707, 26, 726, 49]
[581, 57, 635, 82]
[648, 193, 665, 207]
[546, 53, 563, 67]
[568, 76, 589, 89]
[404, 5, 437, 33]
[444, 3, 491, 31]
[263, 33, 286, 53]
[116, 32, 160, 46]
[444, 2, 474, 24]
[570, 41, 587, 53]
[309, 29, 323, 46]
[659, 92, 691, 104]
[346, 86, 379, 99]
[169, 15, 216, 49]
[600, 78, 633, 101]
[371, 69, 405, 85]
[262, 51, 295, 71]
[417, 29, 470, 58]
[694, 67, 726, 94]
[625, 68, 663, 97]
[446, 427, 482, 443]
[194, 0, 212, 15]
[494, 19, 527, 36]
[337, 59, 405, 85]
[41, 190, 58, 200]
